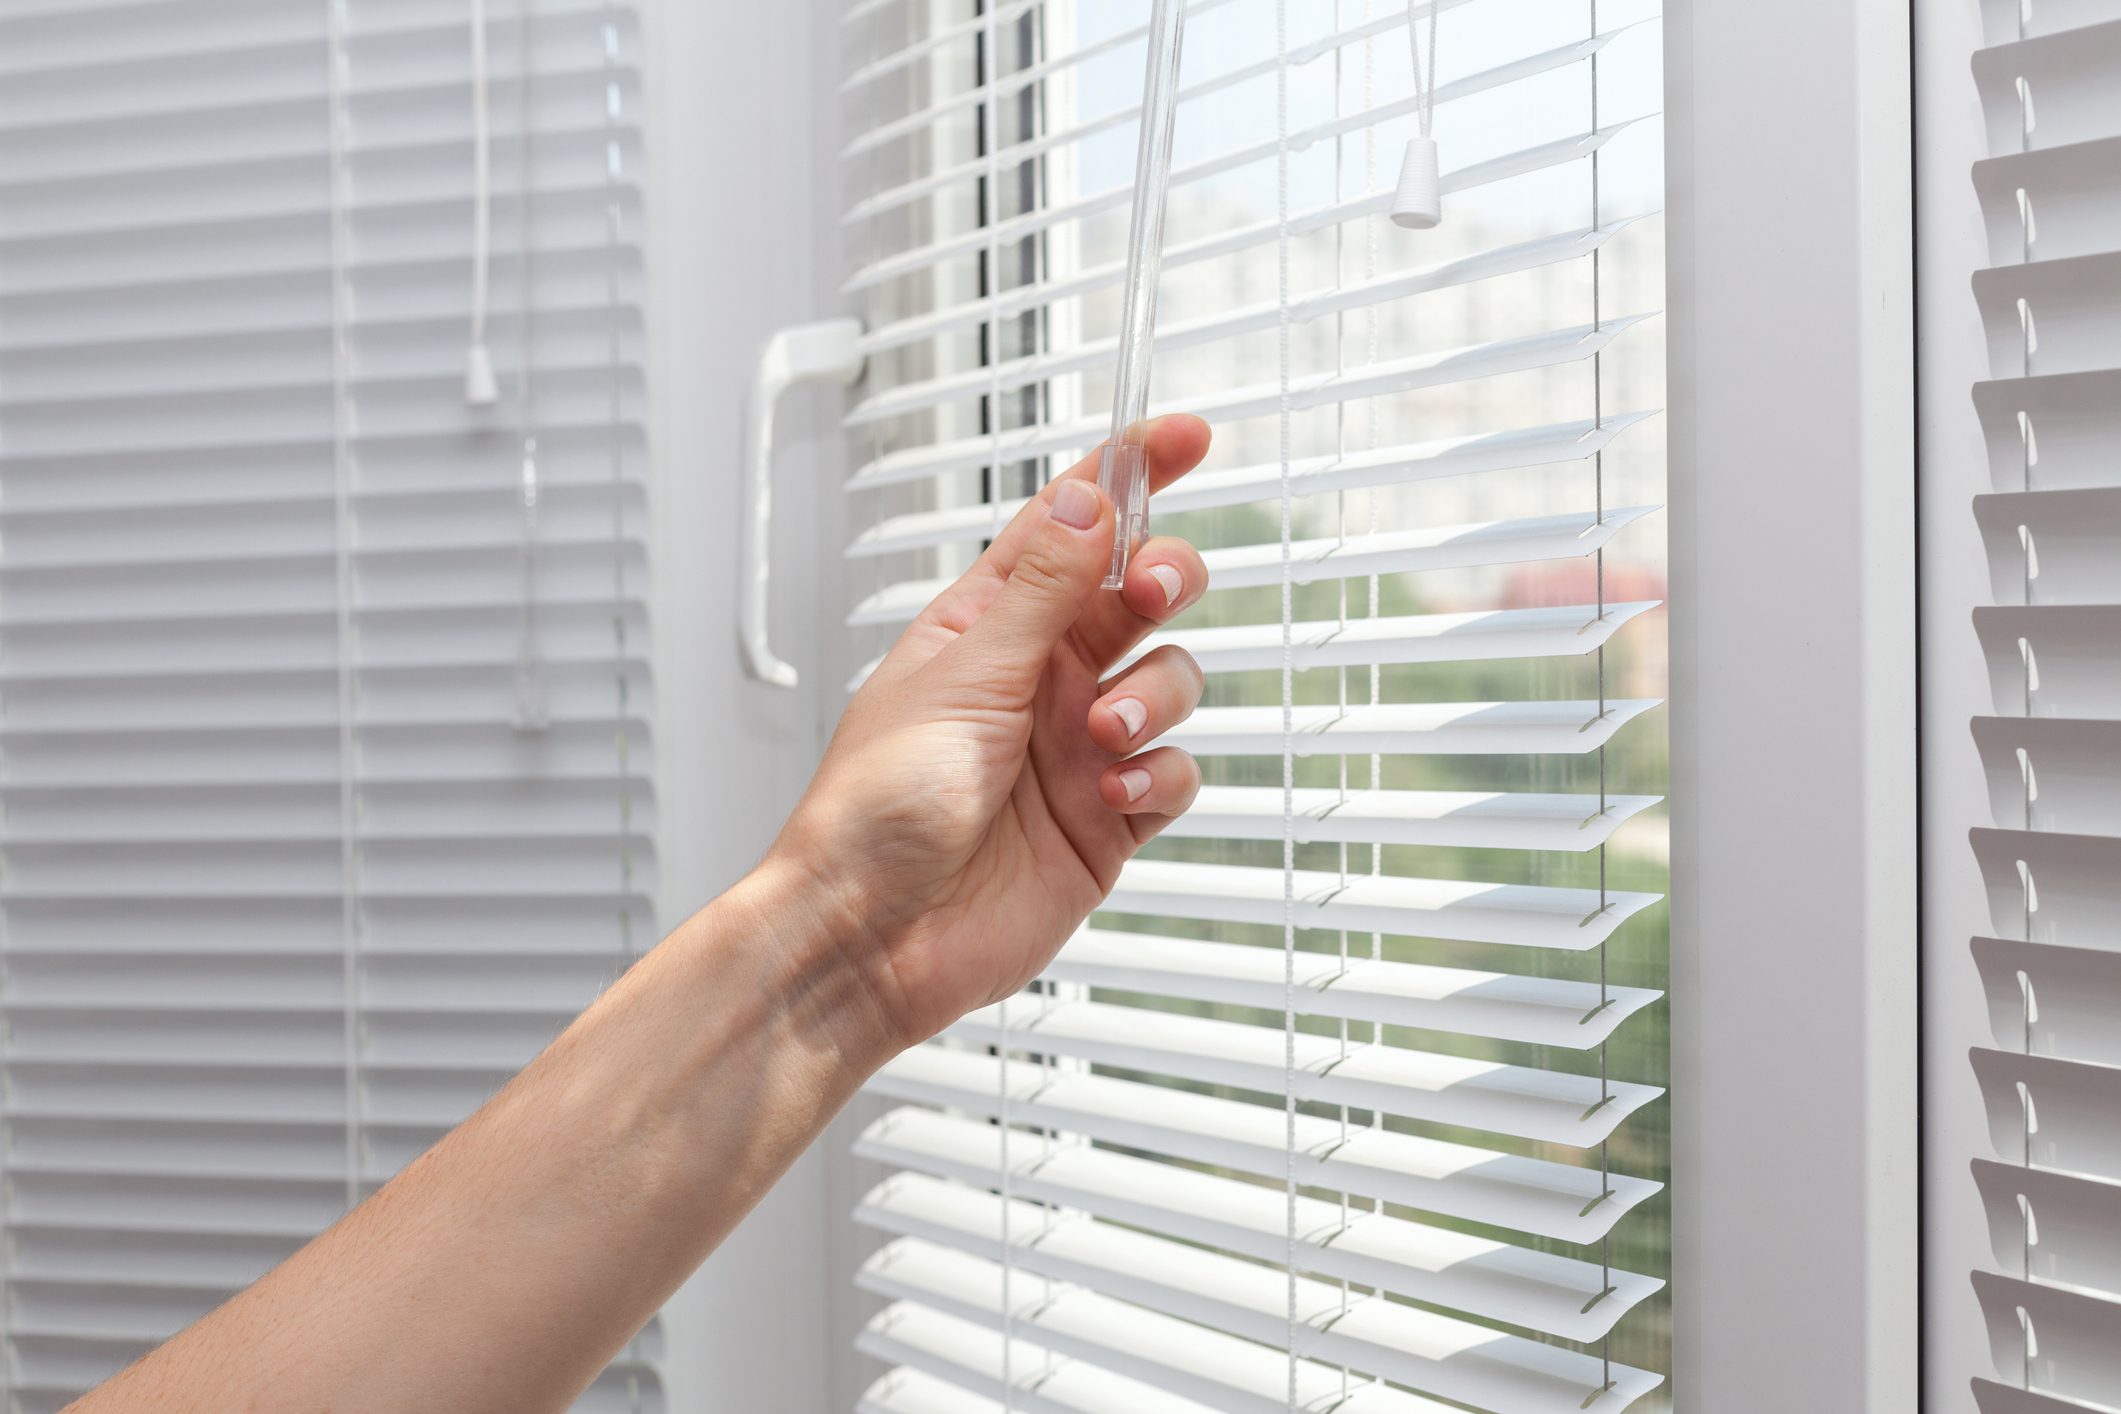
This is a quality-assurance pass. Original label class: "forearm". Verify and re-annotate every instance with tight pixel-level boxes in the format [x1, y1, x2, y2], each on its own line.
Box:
[65, 418, 1213, 1413]
[70, 858, 897, 1414]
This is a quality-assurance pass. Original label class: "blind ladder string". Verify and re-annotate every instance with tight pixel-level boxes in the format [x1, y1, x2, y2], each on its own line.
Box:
[979, 3, 1017, 1404]
[1022, 10, 1065, 1307]
[597, 11, 643, 1400]
[325, 0, 364, 1220]
[856, 8, 907, 645]
[1028, 6, 1063, 1197]
[1588, 1, 1615, 1396]
[513, 0, 549, 733]
[2021, 958, 2036, 1284]
[598, 11, 644, 1399]
[1330, 12, 1356, 1396]
[1276, 1, 1299, 1406]
[1364, 0, 1384, 1240]
[2017, 104, 2039, 1337]
[600, 3, 637, 967]
[467, 0, 497, 404]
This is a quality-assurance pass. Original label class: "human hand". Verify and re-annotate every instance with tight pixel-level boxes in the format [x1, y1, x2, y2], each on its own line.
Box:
[767, 415, 1213, 1048]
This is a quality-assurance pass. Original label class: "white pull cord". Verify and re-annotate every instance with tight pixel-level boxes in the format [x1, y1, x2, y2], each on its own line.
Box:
[1390, 0, 1441, 228]
[511, 0, 546, 731]
[465, 0, 500, 405]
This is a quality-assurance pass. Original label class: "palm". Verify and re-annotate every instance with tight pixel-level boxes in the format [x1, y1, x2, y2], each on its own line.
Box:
[878, 615, 1136, 1002]
[774, 417, 1211, 1046]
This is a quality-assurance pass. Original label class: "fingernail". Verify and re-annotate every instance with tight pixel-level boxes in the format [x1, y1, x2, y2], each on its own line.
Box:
[1109, 697, 1149, 739]
[1050, 479, 1100, 530]
[1118, 768, 1152, 803]
[1146, 563, 1184, 606]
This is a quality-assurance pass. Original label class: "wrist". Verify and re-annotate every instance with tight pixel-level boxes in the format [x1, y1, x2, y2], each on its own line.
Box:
[713, 848, 912, 1074]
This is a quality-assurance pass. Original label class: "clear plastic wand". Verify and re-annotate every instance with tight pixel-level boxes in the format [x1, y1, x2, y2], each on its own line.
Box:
[1097, 0, 1187, 589]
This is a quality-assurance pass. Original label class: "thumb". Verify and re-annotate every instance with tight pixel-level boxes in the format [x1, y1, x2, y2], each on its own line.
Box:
[947, 477, 1111, 697]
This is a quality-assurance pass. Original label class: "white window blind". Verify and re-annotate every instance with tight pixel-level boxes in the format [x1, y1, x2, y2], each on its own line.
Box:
[0, 2, 655, 1409]
[1952, 3, 2121, 1409]
[839, 3, 1669, 1411]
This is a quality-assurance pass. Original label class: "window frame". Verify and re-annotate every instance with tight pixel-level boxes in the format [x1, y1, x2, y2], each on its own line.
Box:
[635, 0, 859, 1407]
[727, 0, 1929, 1405]
[1663, 0, 1920, 1409]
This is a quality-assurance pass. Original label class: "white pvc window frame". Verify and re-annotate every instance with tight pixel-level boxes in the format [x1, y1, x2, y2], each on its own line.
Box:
[1909, 3, 2050, 1411]
[791, 0, 1930, 1407]
[1664, 1, 1919, 1410]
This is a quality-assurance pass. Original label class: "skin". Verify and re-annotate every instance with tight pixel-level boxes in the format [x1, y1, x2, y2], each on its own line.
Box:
[66, 414, 1215, 1414]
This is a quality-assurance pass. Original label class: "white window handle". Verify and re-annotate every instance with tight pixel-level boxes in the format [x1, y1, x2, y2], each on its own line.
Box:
[741, 318, 864, 687]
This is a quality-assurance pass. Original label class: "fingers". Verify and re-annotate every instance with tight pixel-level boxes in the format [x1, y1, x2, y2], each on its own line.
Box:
[1094, 647, 1204, 844]
[1098, 413, 1212, 495]
[936, 479, 1112, 701]
[958, 415, 1212, 591]
[1099, 746, 1202, 837]
[1068, 534, 1208, 673]
[1088, 643, 1203, 756]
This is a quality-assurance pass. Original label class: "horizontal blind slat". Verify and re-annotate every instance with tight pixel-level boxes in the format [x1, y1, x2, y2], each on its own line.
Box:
[847, 317, 1654, 488]
[1047, 929, 1661, 1047]
[849, 507, 1660, 626]
[1154, 698, 1663, 757]
[847, 413, 1653, 558]
[852, 600, 1657, 691]
[1971, 1158, 2121, 1299]
[1971, 935, 2121, 1066]
[1099, 856, 1659, 950]
[1970, 1272, 2121, 1409]
[856, 139, 1645, 351]
[843, 111, 1648, 295]
[856, 1301, 1461, 1414]
[1971, 1047, 2121, 1180]
[1147, 784, 1660, 851]
[945, 998, 1660, 1145]
[856, 1125, 1661, 1340]
[1973, 135, 2121, 264]
[1117, 599, 1659, 675]
[845, 14, 1631, 225]
[866, 1049, 1659, 1242]
[858, 1238, 1663, 1414]
[848, 220, 1644, 417]
[860, 1360, 1211, 1414]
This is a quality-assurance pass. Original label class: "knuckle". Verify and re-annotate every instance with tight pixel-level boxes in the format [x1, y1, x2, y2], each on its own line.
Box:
[1147, 642, 1193, 675]
[1169, 753, 1203, 813]
[1010, 543, 1073, 601]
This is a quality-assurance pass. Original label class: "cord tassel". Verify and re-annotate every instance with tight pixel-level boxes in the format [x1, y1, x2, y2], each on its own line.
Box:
[1391, 0, 1443, 228]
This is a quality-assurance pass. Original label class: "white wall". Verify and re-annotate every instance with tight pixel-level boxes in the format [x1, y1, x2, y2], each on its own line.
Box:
[638, 0, 853, 1406]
